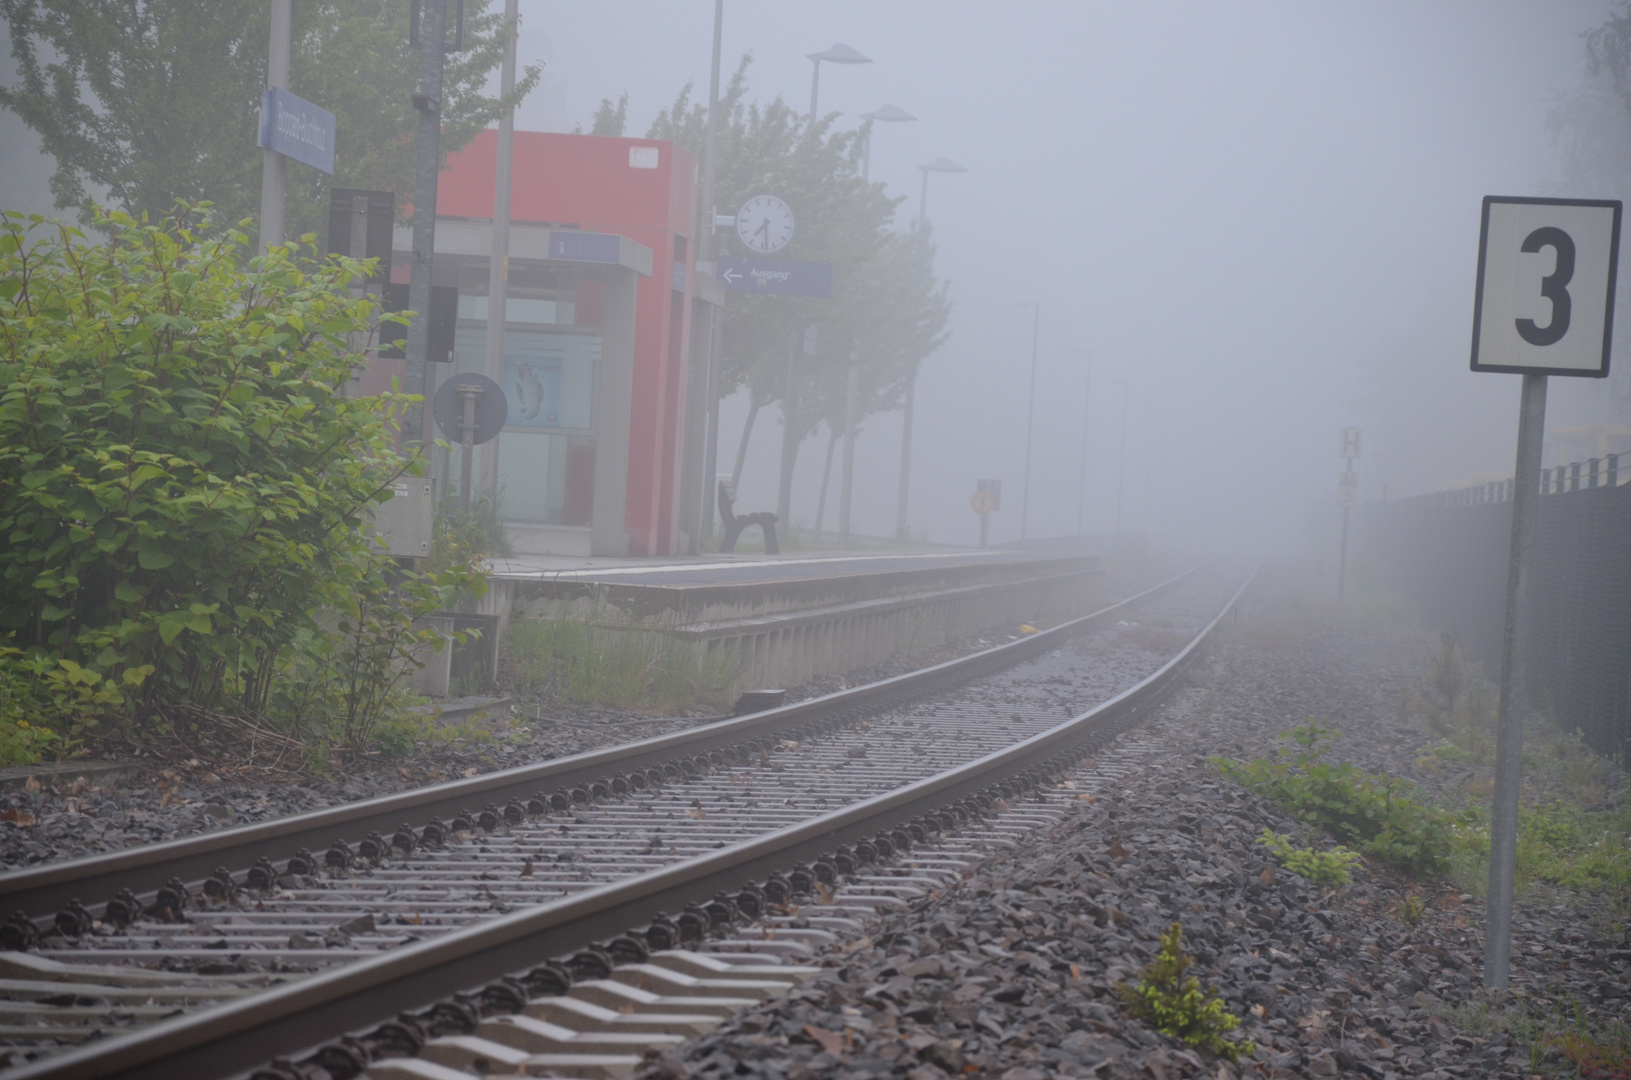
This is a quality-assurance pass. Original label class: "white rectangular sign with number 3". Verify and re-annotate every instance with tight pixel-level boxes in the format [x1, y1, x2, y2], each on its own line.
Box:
[1471, 195, 1622, 377]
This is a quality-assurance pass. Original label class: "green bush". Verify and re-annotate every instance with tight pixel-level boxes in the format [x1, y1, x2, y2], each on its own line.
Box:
[1215, 723, 1458, 877]
[1117, 923, 1255, 1062]
[1256, 829, 1362, 886]
[0, 208, 482, 746]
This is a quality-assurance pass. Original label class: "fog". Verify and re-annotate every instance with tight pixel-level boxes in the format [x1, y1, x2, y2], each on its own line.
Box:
[505, 1, 1613, 551]
[4, 3, 1612, 554]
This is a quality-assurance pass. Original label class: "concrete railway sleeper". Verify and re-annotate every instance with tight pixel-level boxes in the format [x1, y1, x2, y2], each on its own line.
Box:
[0, 564, 1254, 1078]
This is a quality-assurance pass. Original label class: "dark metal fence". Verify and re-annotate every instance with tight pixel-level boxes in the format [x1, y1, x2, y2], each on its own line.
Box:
[1356, 455, 1631, 765]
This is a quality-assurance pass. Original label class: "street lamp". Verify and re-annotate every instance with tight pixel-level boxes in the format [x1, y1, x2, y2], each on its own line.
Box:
[1114, 378, 1130, 536]
[859, 103, 915, 182]
[807, 43, 871, 122]
[916, 156, 967, 228]
[1073, 347, 1092, 537]
[1015, 298, 1041, 542]
[896, 156, 968, 542]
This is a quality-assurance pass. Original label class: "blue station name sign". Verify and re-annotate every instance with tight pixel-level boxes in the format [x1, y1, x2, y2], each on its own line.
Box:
[718, 256, 833, 298]
[259, 87, 336, 175]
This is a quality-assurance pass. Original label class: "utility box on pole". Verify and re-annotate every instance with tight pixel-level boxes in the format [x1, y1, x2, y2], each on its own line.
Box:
[369, 479, 435, 558]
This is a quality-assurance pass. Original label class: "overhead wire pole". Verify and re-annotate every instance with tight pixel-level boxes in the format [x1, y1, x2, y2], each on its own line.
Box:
[480, 0, 519, 500]
[1016, 298, 1040, 541]
[257, 0, 292, 252]
[404, 0, 449, 459]
[1113, 378, 1129, 536]
[697, 0, 725, 549]
[897, 157, 965, 543]
[1075, 348, 1092, 536]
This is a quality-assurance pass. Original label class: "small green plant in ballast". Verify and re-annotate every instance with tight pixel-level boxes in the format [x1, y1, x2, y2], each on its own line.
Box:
[1257, 829, 1363, 887]
[1118, 922, 1256, 1062]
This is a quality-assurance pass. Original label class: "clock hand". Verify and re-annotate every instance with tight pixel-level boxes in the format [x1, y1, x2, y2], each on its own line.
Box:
[754, 218, 770, 244]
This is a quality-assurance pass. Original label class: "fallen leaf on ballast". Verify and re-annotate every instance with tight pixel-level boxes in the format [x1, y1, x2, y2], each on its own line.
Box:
[803, 1025, 845, 1056]
[1108, 838, 1131, 859]
[0, 807, 34, 826]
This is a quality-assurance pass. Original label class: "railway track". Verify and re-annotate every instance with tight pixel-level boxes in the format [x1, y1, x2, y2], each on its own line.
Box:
[0, 562, 1254, 1079]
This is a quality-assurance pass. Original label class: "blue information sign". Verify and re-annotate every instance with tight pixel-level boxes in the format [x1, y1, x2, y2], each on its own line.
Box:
[259, 87, 336, 175]
[718, 256, 833, 298]
[549, 232, 623, 263]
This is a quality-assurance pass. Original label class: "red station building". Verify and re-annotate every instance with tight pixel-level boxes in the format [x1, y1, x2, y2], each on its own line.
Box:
[392, 130, 720, 557]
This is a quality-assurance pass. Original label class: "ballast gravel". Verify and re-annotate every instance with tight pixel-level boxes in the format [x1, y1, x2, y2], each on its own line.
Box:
[634, 594, 1628, 1080]
[0, 575, 1187, 873]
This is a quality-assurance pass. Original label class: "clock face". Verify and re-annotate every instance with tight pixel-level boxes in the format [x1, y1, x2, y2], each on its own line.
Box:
[735, 194, 795, 255]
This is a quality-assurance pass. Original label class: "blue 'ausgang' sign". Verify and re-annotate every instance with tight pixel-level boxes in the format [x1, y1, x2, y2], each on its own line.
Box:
[259, 87, 336, 175]
[717, 256, 833, 298]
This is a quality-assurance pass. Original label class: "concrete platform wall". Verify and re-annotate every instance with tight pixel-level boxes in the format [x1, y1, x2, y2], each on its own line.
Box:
[476, 555, 1104, 691]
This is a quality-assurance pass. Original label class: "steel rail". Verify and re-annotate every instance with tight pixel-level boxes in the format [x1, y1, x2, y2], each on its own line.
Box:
[4, 565, 1255, 1080]
[0, 565, 1207, 920]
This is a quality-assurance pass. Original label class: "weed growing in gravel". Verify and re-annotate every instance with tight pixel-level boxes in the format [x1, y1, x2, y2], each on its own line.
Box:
[1448, 994, 1631, 1077]
[1256, 829, 1362, 886]
[1117, 922, 1255, 1062]
[1398, 893, 1426, 925]
[1214, 723, 1459, 877]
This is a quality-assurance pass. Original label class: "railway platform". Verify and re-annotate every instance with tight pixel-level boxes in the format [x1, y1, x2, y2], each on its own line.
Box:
[464, 546, 1108, 691]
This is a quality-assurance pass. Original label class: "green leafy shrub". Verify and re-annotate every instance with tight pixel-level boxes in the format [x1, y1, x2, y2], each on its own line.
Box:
[0, 208, 483, 746]
[1214, 723, 1457, 877]
[1117, 923, 1255, 1062]
[1257, 829, 1362, 886]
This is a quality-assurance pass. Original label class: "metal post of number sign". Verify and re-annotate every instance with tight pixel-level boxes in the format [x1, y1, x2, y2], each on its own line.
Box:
[1469, 194, 1621, 989]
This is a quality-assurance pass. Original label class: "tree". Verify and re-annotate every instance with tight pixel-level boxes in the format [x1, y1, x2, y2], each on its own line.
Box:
[1549, 6, 1631, 414]
[0, 0, 537, 239]
[0, 207, 477, 745]
[643, 58, 951, 525]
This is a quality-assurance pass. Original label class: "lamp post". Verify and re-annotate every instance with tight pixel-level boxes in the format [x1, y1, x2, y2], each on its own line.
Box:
[1014, 298, 1041, 541]
[479, 0, 519, 500]
[807, 43, 870, 122]
[859, 103, 915, 182]
[257, 0, 292, 252]
[896, 156, 968, 542]
[1113, 378, 1129, 536]
[697, 0, 726, 550]
[916, 156, 967, 228]
[1073, 347, 1092, 536]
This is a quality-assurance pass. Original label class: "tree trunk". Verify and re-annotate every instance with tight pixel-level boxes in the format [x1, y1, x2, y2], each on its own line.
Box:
[731, 396, 762, 490]
[813, 425, 838, 534]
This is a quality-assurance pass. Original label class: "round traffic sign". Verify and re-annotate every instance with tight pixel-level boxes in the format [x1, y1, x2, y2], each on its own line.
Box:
[433, 373, 507, 445]
[971, 491, 996, 514]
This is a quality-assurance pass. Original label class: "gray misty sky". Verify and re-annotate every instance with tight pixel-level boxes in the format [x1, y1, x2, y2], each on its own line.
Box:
[506, 1, 1613, 549]
[1, 3, 1611, 551]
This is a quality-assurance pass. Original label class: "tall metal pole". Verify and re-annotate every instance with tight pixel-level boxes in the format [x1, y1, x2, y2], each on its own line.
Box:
[895, 377, 914, 542]
[808, 58, 821, 123]
[840, 365, 858, 541]
[698, 0, 725, 549]
[1485, 372, 1549, 989]
[1338, 457, 1354, 599]
[480, 0, 519, 498]
[257, 0, 292, 252]
[405, 0, 448, 452]
[1114, 379, 1129, 536]
[896, 170, 932, 544]
[1076, 350, 1091, 536]
[1020, 302, 1039, 541]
